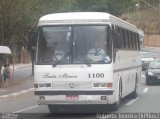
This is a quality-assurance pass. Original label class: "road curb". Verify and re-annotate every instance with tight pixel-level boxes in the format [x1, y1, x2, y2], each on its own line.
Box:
[0, 88, 34, 100]
[11, 63, 32, 70]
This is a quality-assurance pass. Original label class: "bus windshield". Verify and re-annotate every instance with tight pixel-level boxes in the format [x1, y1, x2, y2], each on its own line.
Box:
[36, 25, 112, 65]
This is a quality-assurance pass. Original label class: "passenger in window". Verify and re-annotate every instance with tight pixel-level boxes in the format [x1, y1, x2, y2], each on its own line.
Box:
[53, 49, 64, 61]
[53, 44, 64, 61]
[86, 42, 110, 62]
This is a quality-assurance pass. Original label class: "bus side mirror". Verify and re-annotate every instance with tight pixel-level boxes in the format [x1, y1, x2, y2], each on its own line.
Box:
[27, 31, 37, 76]
[113, 32, 119, 51]
[27, 31, 37, 51]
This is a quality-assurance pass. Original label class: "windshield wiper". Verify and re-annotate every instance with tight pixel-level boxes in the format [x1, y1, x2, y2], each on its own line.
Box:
[85, 61, 91, 67]
[84, 58, 91, 67]
[52, 60, 61, 67]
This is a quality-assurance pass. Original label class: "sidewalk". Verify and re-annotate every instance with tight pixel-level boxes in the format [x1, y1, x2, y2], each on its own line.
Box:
[11, 63, 32, 69]
[0, 63, 34, 100]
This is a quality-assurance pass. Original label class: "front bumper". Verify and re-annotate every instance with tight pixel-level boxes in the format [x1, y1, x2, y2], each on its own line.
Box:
[34, 90, 113, 95]
[35, 90, 114, 105]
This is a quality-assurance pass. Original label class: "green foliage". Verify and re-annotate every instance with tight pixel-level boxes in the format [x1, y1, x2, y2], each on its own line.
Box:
[0, 0, 138, 49]
[73, 0, 136, 16]
[1, 0, 157, 59]
[0, 0, 37, 48]
[37, 0, 76, 14]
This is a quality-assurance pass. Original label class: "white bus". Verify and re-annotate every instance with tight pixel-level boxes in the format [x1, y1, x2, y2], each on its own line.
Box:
[33, 12, 141, 112]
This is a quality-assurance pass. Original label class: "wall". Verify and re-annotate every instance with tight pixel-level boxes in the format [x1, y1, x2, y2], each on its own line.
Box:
[144, 33, 160, 47]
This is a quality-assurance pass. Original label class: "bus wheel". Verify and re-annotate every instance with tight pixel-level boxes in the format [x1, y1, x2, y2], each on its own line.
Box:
[128, 76, 138, 99]
[111, 82, 122, 111]
[48, 105, 55, 113]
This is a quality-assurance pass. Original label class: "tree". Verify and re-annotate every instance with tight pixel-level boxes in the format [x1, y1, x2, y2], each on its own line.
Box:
[0, 0, 141, 71]
[73, 0, 136, 16]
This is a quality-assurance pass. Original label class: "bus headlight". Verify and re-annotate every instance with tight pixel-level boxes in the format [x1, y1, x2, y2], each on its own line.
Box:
[39, 83, 51, 87]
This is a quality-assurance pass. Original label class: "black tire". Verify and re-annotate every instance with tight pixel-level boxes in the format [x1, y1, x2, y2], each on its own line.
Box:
[127, 76, 138, 99]
[111, 81, 122, 111]
[111, 101, 119, 111]
[48, 105, 55, 113]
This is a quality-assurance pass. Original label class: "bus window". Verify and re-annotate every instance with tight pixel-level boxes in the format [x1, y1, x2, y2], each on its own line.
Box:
[73, 25, 112, 64]
[36, 26, 71, 64]
[36, 25, 112, 65]
[106, 26, 112, 59]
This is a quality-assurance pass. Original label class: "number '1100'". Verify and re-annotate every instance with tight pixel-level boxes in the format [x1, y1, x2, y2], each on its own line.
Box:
[88, 73, 104, 78]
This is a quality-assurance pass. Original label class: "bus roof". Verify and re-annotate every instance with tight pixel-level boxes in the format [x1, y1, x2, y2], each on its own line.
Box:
[39, 12, 110, 21]
[38, 12, 138, 32]
[0, 46, 11, 54]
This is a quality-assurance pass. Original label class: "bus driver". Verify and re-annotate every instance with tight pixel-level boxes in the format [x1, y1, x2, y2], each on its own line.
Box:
[86, 42, 110, 63]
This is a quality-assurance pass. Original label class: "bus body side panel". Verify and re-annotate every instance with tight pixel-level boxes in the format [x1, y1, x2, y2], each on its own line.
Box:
[113, 49, 141, 98]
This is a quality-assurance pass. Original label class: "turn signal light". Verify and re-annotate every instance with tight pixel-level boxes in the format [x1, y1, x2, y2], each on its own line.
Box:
[93, 82, 113, 88]
[107, 83, 113, 88]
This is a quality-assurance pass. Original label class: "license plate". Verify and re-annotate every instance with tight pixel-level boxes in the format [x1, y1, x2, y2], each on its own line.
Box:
[66, 95, 79, 100]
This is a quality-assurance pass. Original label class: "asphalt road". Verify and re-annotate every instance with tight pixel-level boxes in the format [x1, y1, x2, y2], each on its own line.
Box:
[13, 66, 32, 80]
[0, 72, 160, 119]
